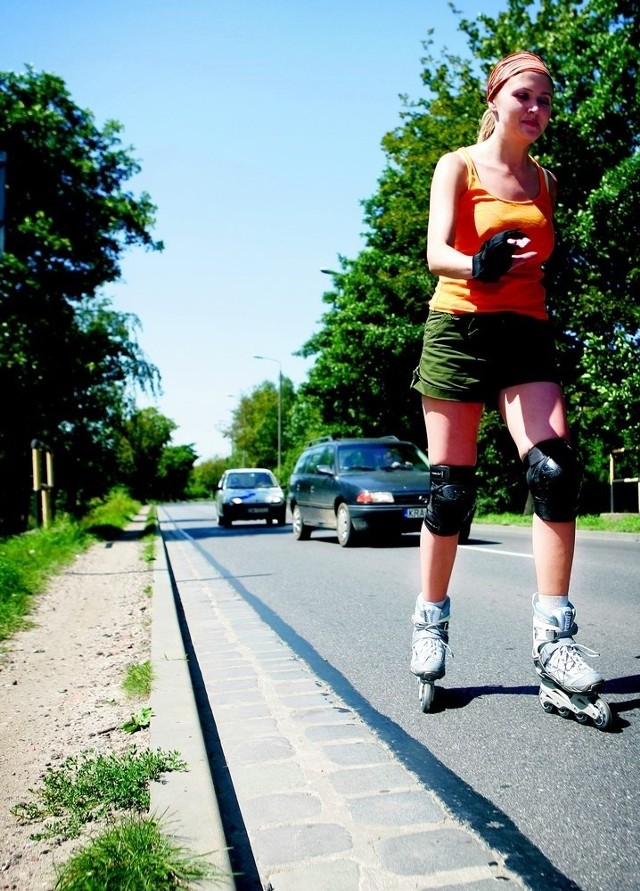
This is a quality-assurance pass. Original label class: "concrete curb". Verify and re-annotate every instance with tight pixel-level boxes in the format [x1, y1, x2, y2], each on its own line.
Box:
[150, 535, 237, 889]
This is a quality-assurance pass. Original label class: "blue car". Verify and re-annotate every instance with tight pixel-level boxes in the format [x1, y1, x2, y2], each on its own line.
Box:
[215, 468, 286, 528]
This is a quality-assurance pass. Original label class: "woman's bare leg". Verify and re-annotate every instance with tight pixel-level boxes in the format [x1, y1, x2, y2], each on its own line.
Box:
[499, 381, 574, 595]
[500, 381, 606, 699]
[420, 396, 483, 602]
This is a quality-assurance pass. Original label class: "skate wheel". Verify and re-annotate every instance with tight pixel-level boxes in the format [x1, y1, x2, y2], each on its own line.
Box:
[419, 679, 435, 712]
[575, 712, 589, 724]
[592, 697, 612, 730]
[539, 689, 554, 714]
[558, 707, 572, 718]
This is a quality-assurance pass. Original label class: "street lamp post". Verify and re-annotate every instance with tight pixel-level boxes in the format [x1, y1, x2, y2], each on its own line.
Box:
[253, 355, 282, 477]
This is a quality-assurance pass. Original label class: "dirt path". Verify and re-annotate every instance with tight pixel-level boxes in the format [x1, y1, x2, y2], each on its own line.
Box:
[0, 516, 153, 890]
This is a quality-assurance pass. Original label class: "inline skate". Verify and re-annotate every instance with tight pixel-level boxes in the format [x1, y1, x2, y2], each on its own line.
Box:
[532, 594, 611, 730]
[411, 595, 451, 712]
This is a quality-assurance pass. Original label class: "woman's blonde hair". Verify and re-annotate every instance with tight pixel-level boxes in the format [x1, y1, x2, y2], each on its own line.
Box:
[477, 109, 496, 143]
[477, 51, 553, 143]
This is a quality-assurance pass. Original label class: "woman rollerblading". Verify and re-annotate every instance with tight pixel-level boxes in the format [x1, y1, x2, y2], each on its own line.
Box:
[408, 51, 610, 727]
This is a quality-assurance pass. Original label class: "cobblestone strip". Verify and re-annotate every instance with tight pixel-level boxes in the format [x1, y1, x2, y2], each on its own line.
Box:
[164, 533, 527, 891]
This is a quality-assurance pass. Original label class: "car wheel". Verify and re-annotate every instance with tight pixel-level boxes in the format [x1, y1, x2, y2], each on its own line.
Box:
[292, 504, 311, 540]
[275, 510, 286, 526]
[336, 502, 357, 547]
[218, 515, 231, 528]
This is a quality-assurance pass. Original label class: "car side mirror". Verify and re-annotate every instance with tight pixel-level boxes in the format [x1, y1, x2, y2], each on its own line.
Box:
[316, 464, 334, 476]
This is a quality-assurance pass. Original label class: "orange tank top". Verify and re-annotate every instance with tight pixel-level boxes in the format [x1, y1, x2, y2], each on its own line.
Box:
[429, 147, 555, 320]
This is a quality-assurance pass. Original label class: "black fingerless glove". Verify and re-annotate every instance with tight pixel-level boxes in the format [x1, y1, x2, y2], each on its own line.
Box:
[471, 229, 526, 282]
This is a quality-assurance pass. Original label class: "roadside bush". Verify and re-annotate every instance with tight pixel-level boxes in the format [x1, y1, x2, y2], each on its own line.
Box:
[82, 487, 141, 540]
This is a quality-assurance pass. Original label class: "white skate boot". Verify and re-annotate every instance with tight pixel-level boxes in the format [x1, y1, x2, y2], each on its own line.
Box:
[411, 595, 451, 712]
[532, 594, 611, 730]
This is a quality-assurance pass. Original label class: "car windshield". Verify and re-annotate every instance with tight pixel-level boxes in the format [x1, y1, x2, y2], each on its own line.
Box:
[227, 472, 275, 489]
[338, 443, 428, 473]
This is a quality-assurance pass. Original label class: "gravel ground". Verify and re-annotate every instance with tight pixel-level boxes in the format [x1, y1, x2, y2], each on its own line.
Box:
[0, 515, 153, 890]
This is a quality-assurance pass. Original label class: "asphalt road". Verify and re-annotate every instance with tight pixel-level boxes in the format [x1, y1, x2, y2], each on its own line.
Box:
[163, 502, 640, 891]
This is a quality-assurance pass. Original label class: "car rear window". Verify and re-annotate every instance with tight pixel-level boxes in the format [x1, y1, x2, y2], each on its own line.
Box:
[338, 443, 428, 472]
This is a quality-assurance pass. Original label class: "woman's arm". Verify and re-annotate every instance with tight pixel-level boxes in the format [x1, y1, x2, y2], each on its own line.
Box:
[426, 151, 473, 279]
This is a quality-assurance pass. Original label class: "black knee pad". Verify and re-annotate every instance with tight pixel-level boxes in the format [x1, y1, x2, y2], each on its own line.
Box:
[424, 465, 476, 537]
[524, 438, 582, 522]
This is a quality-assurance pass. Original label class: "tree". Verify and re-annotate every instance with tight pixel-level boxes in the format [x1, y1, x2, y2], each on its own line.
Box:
[299, 0, 640, 513]
[225, 377, 296, 475]
[0, 67, 162, 532]
[157, 444, 199, 502]
[116, 408, 176, 502]
[52, 297, 160, 514]
[300, 252, 430, 446]
[187, 458, 228, 499]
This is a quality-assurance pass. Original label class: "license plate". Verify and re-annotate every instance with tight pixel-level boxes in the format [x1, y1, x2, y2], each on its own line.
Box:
[404, 507, 426, 518]
[248, 507, 268, 515]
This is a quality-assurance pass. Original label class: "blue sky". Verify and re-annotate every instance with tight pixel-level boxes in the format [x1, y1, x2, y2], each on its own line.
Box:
[3, 0, 504, 460]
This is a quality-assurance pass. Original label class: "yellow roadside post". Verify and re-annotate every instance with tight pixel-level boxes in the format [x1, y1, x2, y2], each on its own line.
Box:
[30, 439, 54, 528]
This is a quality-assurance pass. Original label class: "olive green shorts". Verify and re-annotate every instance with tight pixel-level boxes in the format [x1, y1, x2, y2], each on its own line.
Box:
[411, 310, 561, 403]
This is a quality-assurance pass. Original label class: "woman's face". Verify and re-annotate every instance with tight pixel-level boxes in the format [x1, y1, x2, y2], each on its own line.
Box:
[491, 71, 553, 143]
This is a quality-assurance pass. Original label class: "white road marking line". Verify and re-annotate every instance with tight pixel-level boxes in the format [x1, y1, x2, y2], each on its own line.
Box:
[460, 545, 534, 559]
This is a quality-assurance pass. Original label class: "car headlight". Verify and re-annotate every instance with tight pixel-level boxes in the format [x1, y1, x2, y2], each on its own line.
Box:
[230, 497, 244, 505]
[356, 491, 395, 504]
[268, 495, 284, 504]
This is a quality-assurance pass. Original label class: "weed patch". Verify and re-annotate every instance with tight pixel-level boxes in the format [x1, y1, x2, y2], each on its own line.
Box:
[12, 746, 186, 841]
[123, 660, 152, 699]
[53, 814, 226, 890]
[121, 707, 154, 734]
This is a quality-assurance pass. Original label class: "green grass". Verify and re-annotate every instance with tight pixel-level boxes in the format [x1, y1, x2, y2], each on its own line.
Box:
[0, 489, 142, 641]
[576, 513, 640, 533]
[12, 746, 186, 841]
[476, 512, 640, 533]
[53, 814, 227, 890]
[123, 660, 153, 699]
[0, 517, 88, 640]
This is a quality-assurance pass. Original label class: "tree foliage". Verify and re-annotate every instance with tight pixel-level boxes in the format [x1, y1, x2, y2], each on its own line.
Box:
[0, 67, 162, 532]
[224, 377, 296, 478]
[187, 458, 229, 499]
[298, 0, 640, 513]
[157, 443, 199, 502]
[115, 408, 177, 503]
